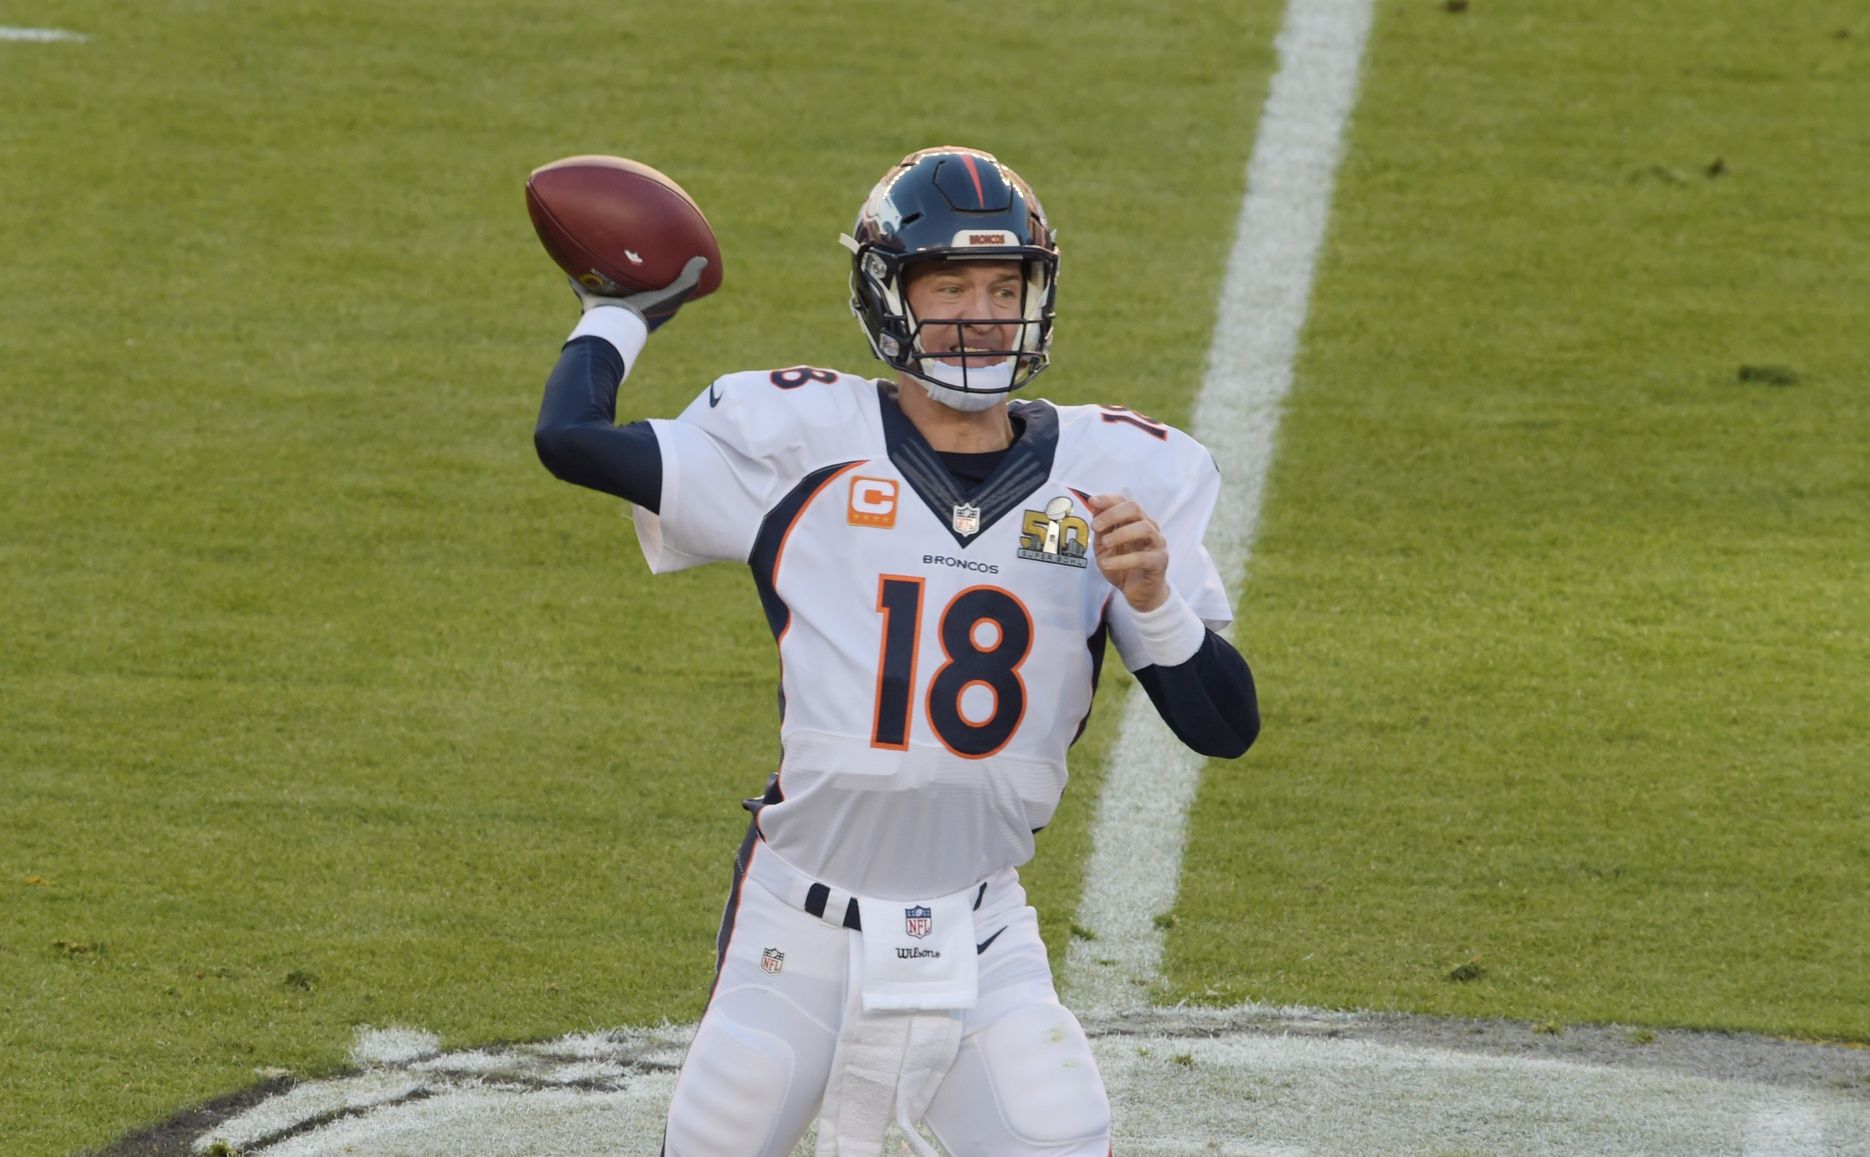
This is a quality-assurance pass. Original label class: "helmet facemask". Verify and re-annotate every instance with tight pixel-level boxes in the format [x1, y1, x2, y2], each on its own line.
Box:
[847, 242, 1057, 408]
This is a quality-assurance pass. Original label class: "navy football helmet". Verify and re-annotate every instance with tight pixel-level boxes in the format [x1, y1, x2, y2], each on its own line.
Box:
[842, 147, 1059, 399]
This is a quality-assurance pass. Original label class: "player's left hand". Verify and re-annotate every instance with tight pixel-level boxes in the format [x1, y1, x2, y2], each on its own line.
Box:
[1084, 493, 1170, 613]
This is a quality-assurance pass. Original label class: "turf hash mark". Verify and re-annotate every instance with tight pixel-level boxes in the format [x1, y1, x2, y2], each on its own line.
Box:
[0, 26, 88, 41]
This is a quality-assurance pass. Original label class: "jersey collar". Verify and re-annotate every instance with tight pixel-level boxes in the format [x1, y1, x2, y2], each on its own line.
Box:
[876, 382, 1060, 549]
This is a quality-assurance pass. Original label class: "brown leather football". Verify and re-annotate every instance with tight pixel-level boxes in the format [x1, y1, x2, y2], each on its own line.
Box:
[525, 155, 724, 300]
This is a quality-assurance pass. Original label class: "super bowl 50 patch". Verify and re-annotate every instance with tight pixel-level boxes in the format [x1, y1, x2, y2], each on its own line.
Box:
[1018, 496, 1089, 568]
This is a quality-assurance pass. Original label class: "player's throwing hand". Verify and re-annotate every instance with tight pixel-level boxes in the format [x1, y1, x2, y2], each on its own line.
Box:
[567, 255, 710, 331]
[1085, 493, 1170, 613]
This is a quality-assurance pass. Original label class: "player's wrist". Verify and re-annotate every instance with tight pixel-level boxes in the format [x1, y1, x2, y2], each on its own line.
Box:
[1129, 588, 1206, 667]
[568, 307, 651, 379]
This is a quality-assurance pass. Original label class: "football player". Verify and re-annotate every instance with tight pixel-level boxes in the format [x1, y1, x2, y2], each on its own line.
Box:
[534, 146, 1259, 1156]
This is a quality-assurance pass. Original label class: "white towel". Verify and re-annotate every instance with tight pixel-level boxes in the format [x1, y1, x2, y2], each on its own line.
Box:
[854, 888, 979, 1012]
[815, 886, 980, 1155]
[814, 1004, 962, 1156]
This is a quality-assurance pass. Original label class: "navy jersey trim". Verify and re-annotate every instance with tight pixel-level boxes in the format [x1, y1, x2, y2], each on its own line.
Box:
[876, 384, 1059, 548]
[716, 775, 786, 975]
[748, 459, 863, 630]
[1071, 618, 1111, 747]
[748, 460, 866, 639]
[715, 812, 760, 976]
[748, 460, 864, 723]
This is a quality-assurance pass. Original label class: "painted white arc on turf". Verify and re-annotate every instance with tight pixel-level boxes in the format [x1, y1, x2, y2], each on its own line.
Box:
[1064, 0, 1377, 1016]
[207, 1020, 1870, 1156]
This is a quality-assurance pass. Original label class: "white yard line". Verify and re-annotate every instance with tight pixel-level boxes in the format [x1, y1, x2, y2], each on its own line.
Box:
[1064, 0, 1377, 1016]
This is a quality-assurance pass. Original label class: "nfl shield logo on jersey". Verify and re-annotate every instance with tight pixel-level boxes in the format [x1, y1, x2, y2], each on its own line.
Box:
[950, 503, 981, 535]
[761, 947, 785, 974]
[904, 905, 933, 939]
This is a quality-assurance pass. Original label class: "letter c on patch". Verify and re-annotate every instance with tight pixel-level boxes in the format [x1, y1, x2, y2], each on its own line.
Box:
[848, 476, 899, 528]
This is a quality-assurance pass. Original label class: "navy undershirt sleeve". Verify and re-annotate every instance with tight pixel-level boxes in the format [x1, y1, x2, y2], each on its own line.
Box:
[1132, 629, 1261, 759]
[533, 335, 663, 512]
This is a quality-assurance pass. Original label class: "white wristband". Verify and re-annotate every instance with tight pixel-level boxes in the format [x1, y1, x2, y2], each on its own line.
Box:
[1128, 590, 1207, 668]
[567, 307, 650, 381]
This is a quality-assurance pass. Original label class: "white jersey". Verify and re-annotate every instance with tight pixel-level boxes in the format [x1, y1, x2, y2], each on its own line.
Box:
[637, 368, 1231, 898]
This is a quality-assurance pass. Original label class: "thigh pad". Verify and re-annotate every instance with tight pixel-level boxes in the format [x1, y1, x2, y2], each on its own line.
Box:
[929, 1001, 1111, 1155]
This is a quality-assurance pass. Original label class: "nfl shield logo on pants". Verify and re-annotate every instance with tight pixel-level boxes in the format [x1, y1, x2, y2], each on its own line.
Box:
[904, 905, 932, 939]
[760, 947, 784, 974]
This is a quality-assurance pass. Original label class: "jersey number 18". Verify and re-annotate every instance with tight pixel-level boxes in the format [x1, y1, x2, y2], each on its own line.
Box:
[872, 576, 1033, 759]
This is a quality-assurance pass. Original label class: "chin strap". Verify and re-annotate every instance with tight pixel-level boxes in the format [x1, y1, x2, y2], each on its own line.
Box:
[919, 381, 1006, 413]
[916, 359, 1014, 412]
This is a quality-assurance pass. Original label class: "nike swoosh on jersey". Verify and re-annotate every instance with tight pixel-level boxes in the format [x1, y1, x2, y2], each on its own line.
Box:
[976, 926, 1007, 955]
[708, 383, 723, 407]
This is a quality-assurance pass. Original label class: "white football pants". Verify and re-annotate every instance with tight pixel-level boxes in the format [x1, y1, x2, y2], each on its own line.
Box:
[661, 843, 1112, 1156]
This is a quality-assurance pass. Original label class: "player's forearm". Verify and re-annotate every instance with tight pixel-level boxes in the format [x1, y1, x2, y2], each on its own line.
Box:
[1133, 630, 1261, 759]
[533, 335, 664, 511]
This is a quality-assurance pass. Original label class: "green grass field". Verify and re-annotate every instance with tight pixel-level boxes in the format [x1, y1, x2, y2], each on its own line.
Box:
[2, 1, 1865, 1153]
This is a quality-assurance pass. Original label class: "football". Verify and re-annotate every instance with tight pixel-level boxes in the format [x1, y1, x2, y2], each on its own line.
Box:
[525, 155, 724, 301]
